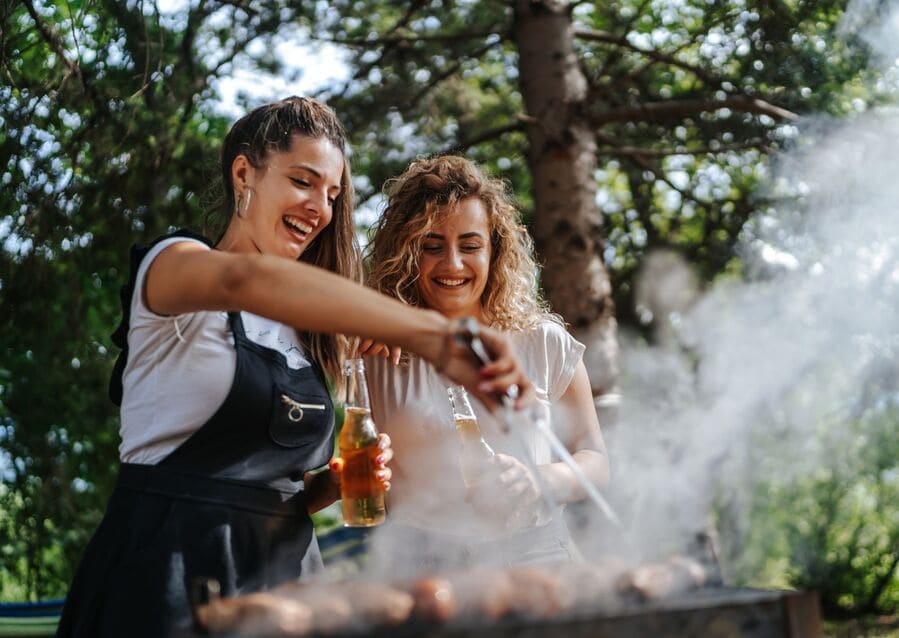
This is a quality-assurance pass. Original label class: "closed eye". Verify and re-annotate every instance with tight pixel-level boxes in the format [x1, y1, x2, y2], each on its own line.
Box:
[290, 177, 311, 188]
[422, 243, 443, 253]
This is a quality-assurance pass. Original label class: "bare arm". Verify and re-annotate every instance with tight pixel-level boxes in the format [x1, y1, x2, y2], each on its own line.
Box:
[146, 242, 447, 359]
[144, 242, 530, 408]
[537, 360, 610, 503]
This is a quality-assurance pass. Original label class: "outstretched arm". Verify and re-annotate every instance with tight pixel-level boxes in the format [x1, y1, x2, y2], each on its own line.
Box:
[144, 242, 530, 409]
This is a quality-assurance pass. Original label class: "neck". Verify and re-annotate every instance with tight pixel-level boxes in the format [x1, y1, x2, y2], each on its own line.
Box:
[216, 218, 258, 254]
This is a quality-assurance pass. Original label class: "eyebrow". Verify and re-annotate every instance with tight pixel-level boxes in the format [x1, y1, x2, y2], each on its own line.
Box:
[289, 164, 342, 192]
[425, 232, 486, 240]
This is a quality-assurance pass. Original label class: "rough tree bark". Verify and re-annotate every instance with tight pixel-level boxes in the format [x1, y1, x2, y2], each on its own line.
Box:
[512, 0, 620, 420]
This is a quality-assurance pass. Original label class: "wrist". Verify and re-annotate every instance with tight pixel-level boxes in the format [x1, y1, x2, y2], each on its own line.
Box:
[304, 468, 341, 511]
[406, 309, 452, 367]
[536, 462, 567, 504]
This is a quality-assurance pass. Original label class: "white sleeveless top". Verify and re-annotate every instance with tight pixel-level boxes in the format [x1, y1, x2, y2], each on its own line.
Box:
[119, 237, 311, 464]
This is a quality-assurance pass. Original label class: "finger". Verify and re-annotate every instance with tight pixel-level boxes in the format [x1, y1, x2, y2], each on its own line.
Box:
[513, 379, 535, 409]
[328, 458, 344, 485]
[371, 344, 390, 358]
[481, 373, 534, 409]
[506, 479, 534, 499]
[376, 468, 392, 484]
[376, 434, 393, 463]
[358, 338, 375, 355]
[498, 466, 522, 485]
[390, 346, 402, 366]
[478, 356, 515, 379]
[491, 454, 516, 470]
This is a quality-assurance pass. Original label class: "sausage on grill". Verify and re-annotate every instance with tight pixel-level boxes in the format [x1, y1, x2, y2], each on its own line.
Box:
[410, 577, 456, 623]
[617, 556, 707, 601]
[273, 580, 414, 633]
[195, 591, 312, 637]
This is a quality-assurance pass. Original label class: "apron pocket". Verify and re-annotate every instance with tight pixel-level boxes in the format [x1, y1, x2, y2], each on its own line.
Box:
[269, 383, 334, 448]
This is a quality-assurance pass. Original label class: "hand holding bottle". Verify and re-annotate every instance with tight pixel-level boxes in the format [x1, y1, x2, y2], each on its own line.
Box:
[329, 433, 392, 492]
[465, 454, 542, 532]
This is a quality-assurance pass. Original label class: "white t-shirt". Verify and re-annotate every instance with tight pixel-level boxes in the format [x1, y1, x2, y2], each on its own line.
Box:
[119, 237, 311, 464]
[365, 321, 585, 538]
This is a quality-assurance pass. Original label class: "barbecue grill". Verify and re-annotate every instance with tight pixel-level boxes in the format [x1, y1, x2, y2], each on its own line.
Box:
[352, 587, 823, 638]
[184, 581, 822, 638]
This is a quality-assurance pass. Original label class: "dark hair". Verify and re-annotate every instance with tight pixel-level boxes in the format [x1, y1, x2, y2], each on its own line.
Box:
[219, 96, 361, 387]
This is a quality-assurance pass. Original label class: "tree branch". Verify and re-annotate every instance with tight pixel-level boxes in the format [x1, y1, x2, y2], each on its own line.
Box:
[21, 0, 88, 92]
[407, 38, 501, 109]
[320, 30, 501, 47]
[597, 130, 737, 210]
[598, 138, 772, 158]
[443, 120, 526, 154]
[575, 26, 723, 88]
[592, 95, 798, 126]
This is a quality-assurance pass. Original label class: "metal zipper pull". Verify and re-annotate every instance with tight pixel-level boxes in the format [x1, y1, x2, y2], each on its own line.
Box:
[280, 394, 326, 422]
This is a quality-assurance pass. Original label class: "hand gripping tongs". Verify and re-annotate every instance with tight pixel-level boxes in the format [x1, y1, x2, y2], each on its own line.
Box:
[454, 318, 624, 531]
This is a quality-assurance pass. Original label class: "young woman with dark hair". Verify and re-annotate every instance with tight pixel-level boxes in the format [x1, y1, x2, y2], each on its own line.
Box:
[56, 99, 532, 637]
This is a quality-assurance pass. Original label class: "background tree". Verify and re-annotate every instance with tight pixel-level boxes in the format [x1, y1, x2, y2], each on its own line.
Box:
[313, 0, 869, 409]
[0, 0, 309, 598]
[0, 0, 881, 602]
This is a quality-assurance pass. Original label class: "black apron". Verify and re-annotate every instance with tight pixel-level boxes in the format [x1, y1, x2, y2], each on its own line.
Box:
[57, 231, 335, 637]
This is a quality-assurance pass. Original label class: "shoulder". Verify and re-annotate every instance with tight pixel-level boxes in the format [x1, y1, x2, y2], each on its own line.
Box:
[514, 320, 585, 402]
[131, 235, 213, 320]
[142, 235, 211, 267]
[516, 319, 582, 354]
[132, 229, 213, 277]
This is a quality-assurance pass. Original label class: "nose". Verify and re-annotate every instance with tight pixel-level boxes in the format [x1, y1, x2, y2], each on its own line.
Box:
[443, 246, 464, 270]
[306, 188, 329, 217]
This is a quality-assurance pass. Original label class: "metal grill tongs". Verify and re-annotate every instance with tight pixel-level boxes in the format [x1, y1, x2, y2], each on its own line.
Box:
[454, 318, 624, 531]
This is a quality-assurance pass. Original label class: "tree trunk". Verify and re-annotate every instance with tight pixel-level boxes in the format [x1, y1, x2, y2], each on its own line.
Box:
[512, 0, 620, 419]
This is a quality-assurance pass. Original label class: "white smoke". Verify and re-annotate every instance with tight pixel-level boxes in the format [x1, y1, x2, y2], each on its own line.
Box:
[598, 6, 899, 576]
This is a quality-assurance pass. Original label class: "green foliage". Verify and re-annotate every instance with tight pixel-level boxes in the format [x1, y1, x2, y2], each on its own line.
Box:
[730, 404, 899, 616]
[0, 0, 303, 598]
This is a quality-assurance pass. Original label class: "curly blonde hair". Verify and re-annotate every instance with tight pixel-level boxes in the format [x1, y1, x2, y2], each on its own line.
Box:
[367, 155, 559, 331]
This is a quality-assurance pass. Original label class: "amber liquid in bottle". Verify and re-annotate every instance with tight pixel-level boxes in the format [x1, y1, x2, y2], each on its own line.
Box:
[448, 386, 495, 487]
[339, 360, 385, 527]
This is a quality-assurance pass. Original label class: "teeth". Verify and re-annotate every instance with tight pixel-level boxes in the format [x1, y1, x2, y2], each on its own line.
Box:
[435, 278, 466, 287]
[283, 216, 313, 234]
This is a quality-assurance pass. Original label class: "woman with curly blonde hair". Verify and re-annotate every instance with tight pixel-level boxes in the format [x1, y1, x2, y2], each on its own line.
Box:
[363, 155, 609, 575]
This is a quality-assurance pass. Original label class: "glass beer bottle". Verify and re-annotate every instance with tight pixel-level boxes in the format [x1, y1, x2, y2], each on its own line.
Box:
[338, 358, 386, 527]
[447, 384, 495, 486]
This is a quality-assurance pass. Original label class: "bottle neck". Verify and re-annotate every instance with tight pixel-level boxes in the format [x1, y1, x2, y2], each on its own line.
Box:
[448, 385, 476, 421]
[344, 358, 371, 410]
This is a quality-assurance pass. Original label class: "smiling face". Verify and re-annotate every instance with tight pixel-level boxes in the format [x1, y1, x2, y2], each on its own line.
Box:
[416, 197, 493, 320]
[229, 134, 344, 260]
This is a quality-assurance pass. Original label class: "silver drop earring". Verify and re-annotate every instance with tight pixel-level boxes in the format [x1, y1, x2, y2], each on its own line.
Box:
[242, 189, 253, 215]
